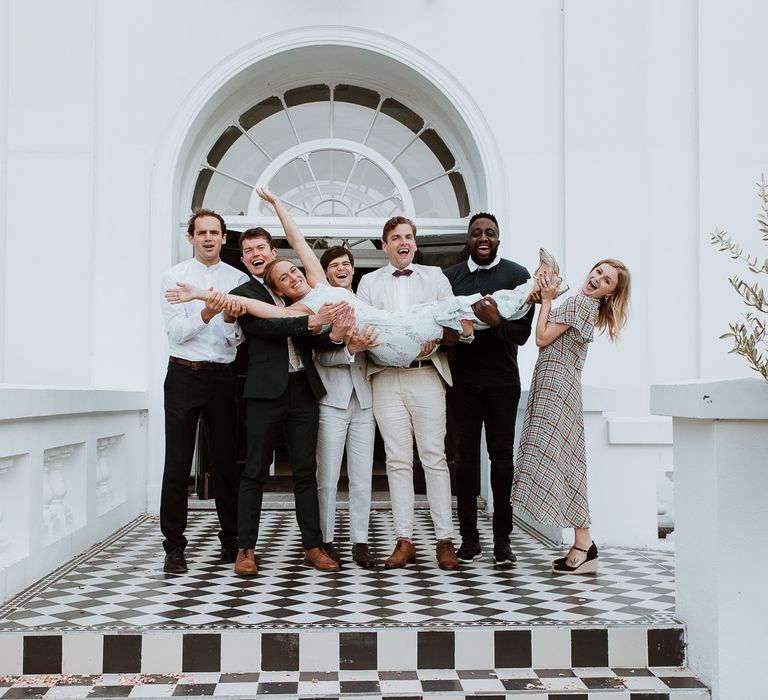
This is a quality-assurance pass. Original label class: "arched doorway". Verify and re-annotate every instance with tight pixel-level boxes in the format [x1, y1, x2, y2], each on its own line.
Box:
[149, 30, 505, 509]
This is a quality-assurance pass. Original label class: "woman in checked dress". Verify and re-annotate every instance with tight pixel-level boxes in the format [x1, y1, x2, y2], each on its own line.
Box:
[512, 259, 631, 575]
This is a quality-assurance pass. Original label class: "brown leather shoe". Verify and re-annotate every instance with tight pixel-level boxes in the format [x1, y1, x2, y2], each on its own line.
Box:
[234, 548, 258, 576]
[322, 541, 342, 566]
[351, 543, 378, 568]
[303, 546, 340, 572]
[436, 539, 460, 571]
[384, 539, 416, 568]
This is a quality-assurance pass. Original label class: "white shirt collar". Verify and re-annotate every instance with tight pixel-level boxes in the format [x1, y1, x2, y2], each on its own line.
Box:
[467, 256, 501, 272]
[191, 257, 222, 272]
[385, 262, 416, 275]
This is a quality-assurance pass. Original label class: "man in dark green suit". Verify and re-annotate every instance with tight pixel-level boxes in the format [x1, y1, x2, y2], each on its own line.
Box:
[230, 228, 341, 576]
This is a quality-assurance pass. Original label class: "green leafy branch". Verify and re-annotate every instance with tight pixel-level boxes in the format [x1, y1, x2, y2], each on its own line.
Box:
[710, 176, 768, 381]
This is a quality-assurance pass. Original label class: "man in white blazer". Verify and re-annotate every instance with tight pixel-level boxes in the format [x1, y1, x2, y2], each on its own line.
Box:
[357, 216, 460, 571]
[314, 246, 379, 568]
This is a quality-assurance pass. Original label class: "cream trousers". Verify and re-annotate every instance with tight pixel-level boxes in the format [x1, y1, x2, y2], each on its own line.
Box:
[371, 366, 454, 541]
[316, 394, 375, 544]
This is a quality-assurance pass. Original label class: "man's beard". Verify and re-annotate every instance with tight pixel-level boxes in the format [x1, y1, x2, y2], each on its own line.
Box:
[469, 246, 498, 265]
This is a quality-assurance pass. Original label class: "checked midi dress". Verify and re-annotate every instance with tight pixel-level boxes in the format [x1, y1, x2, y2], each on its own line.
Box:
[512, 293, 599, 528]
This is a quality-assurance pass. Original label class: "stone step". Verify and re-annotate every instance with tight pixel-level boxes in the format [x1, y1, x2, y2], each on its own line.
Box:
[0, 668, 710, 699]
[0, 511, 708, 696]
[0, 624, 686, 675]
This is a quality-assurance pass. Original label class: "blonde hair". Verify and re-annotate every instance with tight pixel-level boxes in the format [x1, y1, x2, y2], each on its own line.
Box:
[592, 258, 631, 341]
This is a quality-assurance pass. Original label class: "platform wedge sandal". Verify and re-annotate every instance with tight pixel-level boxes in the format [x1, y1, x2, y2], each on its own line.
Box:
[551, 542, 598, 575]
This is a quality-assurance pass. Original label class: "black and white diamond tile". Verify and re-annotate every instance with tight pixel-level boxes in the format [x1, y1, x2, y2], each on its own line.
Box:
[0, 667, 710, 699]
[0, 511, 675, 631]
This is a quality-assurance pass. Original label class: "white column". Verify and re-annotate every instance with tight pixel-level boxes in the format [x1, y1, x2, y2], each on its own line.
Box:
[0, 456, 14, 557]
[0, 0, 8, 382]
[563, 0, 699, 413]
[4, 0, 97, 385]
[652, 378, 768, 700]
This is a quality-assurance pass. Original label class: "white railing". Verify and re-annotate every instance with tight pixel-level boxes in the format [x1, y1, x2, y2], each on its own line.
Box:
[0, 386, 148, 603]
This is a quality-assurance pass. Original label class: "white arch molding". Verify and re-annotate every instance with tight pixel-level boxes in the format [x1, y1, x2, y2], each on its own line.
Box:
[145, 26, 508, 510]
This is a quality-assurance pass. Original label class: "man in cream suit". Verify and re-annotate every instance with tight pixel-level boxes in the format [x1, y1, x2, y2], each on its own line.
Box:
[357, 217, 460, 571]
[314, 246, 379, 568]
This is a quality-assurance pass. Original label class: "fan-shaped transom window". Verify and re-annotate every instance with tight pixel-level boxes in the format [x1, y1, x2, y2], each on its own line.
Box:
[193, 83, 470, 233]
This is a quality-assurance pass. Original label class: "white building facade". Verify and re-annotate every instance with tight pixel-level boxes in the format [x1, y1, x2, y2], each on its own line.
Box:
[1, 0, 766, 602]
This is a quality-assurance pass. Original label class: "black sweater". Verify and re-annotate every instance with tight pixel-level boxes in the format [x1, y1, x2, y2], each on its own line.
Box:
[443, 258, 534, 386]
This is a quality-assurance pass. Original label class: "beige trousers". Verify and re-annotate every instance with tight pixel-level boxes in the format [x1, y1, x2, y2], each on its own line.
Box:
[371, 366, 454, 541]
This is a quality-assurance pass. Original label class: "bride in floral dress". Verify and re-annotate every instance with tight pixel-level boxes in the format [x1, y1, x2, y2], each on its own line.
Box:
[165, 188, 558, 368]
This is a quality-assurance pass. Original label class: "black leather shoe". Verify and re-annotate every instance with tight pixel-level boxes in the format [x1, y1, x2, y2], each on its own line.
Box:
[219, 546, 238, 564]
[163, 548, 187, 574]
[493, 542, 517, 569]
[351, 543, 378, 568]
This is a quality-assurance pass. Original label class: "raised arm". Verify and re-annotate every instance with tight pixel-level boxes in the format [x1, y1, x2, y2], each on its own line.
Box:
[535, 272, 569, 347]
[256, 187, 326, 287]
[165, 281, 348, 332]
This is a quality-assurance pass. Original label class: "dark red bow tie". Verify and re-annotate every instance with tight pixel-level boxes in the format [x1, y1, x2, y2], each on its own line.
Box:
[392, 269, 413, 277]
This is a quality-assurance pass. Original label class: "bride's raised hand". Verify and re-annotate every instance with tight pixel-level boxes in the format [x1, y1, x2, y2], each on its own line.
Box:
[255, 186, 278, 208]
[165, 281, 207, 304]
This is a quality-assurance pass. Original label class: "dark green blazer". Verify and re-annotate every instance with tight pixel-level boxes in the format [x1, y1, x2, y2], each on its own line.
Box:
[230, 279, 329, 401]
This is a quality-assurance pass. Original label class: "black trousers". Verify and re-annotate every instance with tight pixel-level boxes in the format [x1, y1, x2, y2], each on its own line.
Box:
[239, 371, 322, 549]
[161, 361, 239, 554]
[447, 380, 522, 545]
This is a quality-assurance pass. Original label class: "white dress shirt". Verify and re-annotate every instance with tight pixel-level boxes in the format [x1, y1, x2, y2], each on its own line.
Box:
[162, 257, 248, 363]
[386, 262, 415, 312]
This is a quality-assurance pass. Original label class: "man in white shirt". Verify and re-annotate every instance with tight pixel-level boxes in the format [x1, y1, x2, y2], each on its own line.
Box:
[160, 208, 248, 574]
[314, 246, 379, 568]
[356, 217, 461, 571]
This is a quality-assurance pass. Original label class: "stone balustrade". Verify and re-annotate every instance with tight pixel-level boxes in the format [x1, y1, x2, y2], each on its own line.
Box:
[0, 386, 148, 603]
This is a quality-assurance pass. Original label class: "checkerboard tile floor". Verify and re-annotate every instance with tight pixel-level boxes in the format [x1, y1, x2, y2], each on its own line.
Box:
[0, 511, 675, 630]
[0, 667, 709, 698]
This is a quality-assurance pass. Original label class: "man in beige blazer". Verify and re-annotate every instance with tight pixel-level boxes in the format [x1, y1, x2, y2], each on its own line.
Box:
[314, 246, 379, 568]
[357, 216, 460, 571]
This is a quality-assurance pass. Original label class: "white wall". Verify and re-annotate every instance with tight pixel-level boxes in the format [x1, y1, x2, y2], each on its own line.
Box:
[697, 0, 768, 380]
[0, 0, 764, 509]
[4, 0, 97, 386]
[0, 0, 8, 383]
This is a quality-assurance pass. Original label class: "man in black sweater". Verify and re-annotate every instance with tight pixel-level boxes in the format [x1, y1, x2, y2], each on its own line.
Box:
[443, 213, 534, 568]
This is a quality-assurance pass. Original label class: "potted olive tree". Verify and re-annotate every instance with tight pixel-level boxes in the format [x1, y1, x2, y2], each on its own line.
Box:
[710, 175, 768, 380]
